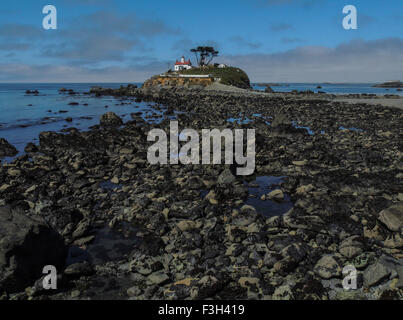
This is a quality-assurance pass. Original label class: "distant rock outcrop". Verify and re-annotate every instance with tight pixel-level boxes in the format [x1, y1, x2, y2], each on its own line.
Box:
[373, 81, 403, 88]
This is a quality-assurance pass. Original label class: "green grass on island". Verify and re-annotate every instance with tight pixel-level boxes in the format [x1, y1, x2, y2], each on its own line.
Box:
[177, 65, 251, 89]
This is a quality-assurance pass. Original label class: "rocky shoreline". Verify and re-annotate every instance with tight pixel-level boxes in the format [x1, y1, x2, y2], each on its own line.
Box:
[0, 84, 402, 300]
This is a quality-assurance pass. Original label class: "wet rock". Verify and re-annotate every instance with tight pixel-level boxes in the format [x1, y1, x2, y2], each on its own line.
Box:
[338, 236, 363, 259]
[295, 184, 314, 195]
[335, 290, 367, 300]
[205, 190, 218, 205]
[363, 261, 391, 287]
[281, 243, 309, 263]
[238, 277, 259, 290]
[378, 203, 403, 232]
[263, 253, 278, 268]
[0, 206, 67, 293]
[292, 160, 307, 166]
[164, 277, 198, 299]
[24, 142, 38, 153]
[314, 254, 342, 279]
[353, 252, 375, 270]
[217, 168, 236, 185]
[267, 189, 284, 201]
[272, 284, 294, 300]
[72, 219, 91, 239]
[190, 275, 222, 299]
[363, 255, 403, 289]
[273, 258, 298, 274]
[176, 220, 197, 232]
[64, 262, 94, 278]
[127, 286, 142, 297]
[25, 90, 39, 94]
[0, 138, 18, 157]
[100, 112, 123, 127]
[147, 271, 170, 285]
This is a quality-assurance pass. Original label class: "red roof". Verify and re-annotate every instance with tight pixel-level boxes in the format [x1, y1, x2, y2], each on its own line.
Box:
[175, 59, 191, 65]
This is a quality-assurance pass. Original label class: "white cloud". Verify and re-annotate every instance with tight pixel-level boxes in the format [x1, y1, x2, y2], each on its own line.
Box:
[220, 38, 403, 82]
[1, 38, 402, 83]
[0, 62, 167, 82]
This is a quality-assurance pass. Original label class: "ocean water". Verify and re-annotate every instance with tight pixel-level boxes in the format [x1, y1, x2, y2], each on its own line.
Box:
[252, 83, 403, 96]
[0, 82, 155, 159]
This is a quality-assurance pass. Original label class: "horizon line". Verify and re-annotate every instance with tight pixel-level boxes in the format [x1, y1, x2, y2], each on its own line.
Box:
[0, 81, 388, 84]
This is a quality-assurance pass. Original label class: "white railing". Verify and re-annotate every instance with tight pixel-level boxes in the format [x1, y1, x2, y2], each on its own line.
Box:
[178, 74, 212, 78]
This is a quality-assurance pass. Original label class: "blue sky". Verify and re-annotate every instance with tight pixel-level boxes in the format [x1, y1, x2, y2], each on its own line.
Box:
[0, 0, 402, 82]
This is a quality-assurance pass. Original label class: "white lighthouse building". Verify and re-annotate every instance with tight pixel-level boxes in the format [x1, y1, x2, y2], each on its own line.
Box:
[174, 56, 192, 71]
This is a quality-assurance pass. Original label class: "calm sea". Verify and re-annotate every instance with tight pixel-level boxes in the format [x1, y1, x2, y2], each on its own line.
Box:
[252, 82, 403, 96]
[0, 83, 144, 159]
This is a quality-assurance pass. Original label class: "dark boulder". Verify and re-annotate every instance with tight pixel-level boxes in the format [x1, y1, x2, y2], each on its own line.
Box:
[24, 142, 38, 153]
[0, 206, 67, 293]
[100, 112, 123, 127]
[0, 138, 18, 157]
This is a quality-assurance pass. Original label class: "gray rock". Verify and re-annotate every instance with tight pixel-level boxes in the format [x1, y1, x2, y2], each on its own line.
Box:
[64, 262, 94, 278]
[281, 243, 308, 263]
[353, 252, 375, 270]
[190, 275, 222, 299]
[0, 138, 18, 157]
[378, 202, 403, 232]
[217, 168, 236, 185]
[363, 260, 391, 287]
[338, 236, 363, 259]
[272, 284, 294, 300]
[271, 111, 289, 128]
[335, 290, 367, 300]
[263, 253, 278, 268]
[100, 112, 123, 127]
[0, 206, 67, 293]
[375, 255, 403, 289]
[72, 219, 91, 239]
[314, 254, 342, 279]
[267, 189, 284, 201]
[147, 271, 169, 285]
[127, 286, 142, 297]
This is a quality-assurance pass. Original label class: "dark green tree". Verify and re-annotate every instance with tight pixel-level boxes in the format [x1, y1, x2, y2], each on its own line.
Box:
[190, 46, 219, 67]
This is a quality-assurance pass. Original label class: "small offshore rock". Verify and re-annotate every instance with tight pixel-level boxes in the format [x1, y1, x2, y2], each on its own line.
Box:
[100, 112, 123, 127]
